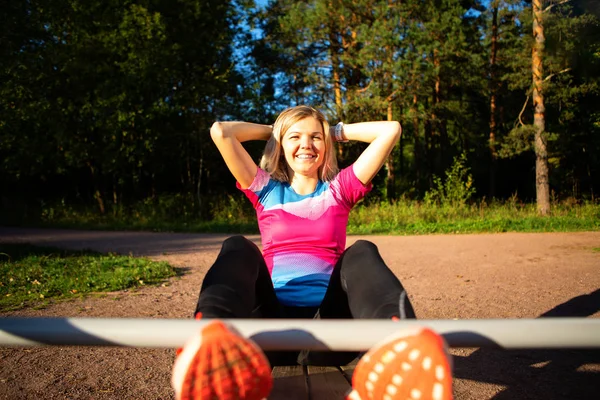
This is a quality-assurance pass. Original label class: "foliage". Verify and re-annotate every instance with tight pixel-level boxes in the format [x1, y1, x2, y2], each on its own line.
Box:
[0, 0, 246, 214]
[16, 194, 599, 236]
[254, 0, 489, 195]
[424, 153, 476, 207]
[1, 0, 600, 221]
[499, 125, 536, 158]
[496, 1, 600, 199]
[0, 243, 176, 310]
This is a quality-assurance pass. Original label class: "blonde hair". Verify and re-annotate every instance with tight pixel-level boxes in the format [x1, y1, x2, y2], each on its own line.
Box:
[260, 105, 339, 182]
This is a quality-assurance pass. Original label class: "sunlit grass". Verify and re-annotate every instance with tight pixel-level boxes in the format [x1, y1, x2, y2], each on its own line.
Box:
[17, 196, 600, 235]
[347, 200, 600, 235]
[0, 244, 176, 311]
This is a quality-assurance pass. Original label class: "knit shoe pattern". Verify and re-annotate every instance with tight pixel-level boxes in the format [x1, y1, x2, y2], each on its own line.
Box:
[172, 320, 273, 400]
[347, 327, 452, 400]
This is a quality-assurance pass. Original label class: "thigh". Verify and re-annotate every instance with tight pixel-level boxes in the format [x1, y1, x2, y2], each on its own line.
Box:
[319, 240, 416, 320]
[197, 235, 282, 318]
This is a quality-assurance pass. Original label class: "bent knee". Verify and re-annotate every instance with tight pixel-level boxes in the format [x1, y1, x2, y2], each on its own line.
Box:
[347, 240, 379, 254]
[221, 235, 257, 252]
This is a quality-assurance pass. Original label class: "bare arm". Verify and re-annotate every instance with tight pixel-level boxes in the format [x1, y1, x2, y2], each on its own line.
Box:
[210, 121, 272, 189]
[336, 121, 401, 185]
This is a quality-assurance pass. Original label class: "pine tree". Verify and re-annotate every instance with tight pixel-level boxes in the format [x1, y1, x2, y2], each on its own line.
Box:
[532, 0, 550, 214]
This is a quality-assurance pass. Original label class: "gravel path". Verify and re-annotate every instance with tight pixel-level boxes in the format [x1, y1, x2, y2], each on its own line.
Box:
[0, 227, 599, 399]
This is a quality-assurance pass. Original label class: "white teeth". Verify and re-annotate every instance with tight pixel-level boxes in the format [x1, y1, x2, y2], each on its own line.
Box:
[296, 155, 314, 159]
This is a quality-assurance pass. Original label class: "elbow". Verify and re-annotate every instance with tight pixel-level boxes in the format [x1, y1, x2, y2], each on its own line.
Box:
[391, 121, 401, 142]
[210, 122, 224, 142]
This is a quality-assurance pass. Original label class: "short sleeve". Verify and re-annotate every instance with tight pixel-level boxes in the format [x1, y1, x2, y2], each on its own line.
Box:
[330, 164, 372, 209]
[236, 168, 272, 209]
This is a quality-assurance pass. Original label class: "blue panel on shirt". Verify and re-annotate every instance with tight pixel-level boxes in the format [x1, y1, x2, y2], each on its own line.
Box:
[257, 180, 329, 210]
[271, 253, 333, 306]
[274, 273, 331, 307]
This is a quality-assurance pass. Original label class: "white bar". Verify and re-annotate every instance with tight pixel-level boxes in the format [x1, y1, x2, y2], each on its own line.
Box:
[1, 317, 599, 350]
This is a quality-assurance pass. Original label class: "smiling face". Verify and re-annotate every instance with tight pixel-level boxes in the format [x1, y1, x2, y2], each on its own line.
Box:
[260, 105, 338, 183]
[281, 116, 326, 180]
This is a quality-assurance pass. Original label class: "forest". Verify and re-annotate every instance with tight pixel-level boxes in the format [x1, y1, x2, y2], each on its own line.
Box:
[1, 0, 599, 228]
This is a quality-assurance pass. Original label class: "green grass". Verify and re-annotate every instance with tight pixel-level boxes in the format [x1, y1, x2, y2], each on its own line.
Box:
[9, 196, 600, 235]
[347, 200, 600, 235]
[22, 194, 259, 234]
[0, 243, 177, 311]
[593, 248, 600, 252]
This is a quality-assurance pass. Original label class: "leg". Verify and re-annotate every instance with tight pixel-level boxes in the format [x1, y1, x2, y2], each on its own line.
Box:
[195, 235, 282, 319]
[195, 235, 294, 366]
[326, 242, 452, 399]
[299, 240, 416, 366]
[320, 240, 416, 320]
[173, 236, 279, 400]
[302, 240, 416, 365]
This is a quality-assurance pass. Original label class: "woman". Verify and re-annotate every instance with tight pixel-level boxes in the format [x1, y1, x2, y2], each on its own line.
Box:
[172, 106, 452, 400]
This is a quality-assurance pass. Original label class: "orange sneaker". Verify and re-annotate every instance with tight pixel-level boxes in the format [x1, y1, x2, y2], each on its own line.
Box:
[172, 320, 273, 400]
[347, 327, 452, 400]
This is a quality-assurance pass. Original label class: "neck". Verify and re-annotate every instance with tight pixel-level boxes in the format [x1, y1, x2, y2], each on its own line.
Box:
[289, 172, 319, 195]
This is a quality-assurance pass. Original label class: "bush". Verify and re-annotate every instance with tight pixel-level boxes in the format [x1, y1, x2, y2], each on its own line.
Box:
[424, 153, 475, 208]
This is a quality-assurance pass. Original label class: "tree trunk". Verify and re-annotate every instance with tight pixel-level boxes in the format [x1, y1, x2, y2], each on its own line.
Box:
[431, 50, 441, 141]
[424, 96, 434, 187]
[151, 173, 156, 200]
[412, 94, 421, 185]
[112, 176, 118, 217]
[532, 0, 550, 215]
[332, 59, 343, 120]
[489, 2, 499, 198]
[330, 37, 344, 160]
[197, 147, 204, 218]
[88, 162, 105, 214]
[328, 3, 344, 158]
[432, 49, 446, 173]
[186, 152, 192, 192]
[386, 100, 395, 199]
[328, 6, 344, 121]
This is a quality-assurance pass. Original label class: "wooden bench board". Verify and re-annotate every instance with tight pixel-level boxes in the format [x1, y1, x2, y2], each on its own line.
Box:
[270, 361, 356, 399]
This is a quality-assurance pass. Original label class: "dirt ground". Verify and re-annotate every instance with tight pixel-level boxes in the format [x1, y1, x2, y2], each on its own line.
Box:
[0, 227, 599, 399]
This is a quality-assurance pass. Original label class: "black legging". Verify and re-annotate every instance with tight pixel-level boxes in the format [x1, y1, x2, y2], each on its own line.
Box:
[195, 235, 416, 366]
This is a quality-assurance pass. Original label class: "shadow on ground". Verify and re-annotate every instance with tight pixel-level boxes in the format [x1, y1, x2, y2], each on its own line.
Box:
[0, 227, 258, 257]
[454, 289, 600, 399]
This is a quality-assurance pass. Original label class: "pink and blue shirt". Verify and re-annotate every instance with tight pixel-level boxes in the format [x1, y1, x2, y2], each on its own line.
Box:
[238, 165, 372, 307]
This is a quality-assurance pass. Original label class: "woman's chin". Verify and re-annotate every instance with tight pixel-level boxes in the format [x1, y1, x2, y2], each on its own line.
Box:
[290, 165, 320, 177]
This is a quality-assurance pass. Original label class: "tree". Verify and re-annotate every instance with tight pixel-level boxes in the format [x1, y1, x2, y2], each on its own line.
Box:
[496, 0, 600, 202]
[532, 0, 550, 215]
[489, 1, 500, 198]
[0, 0, 245, 215]
[253, 0, 488, 199]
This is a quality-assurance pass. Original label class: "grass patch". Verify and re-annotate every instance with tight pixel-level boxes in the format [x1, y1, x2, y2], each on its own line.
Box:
[0, 243, 176, 311]
[11, 195, 600, 235]
[593, 248, 600, 252]
[347, 200, 600, 235]
[26, 193, 259, 234]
